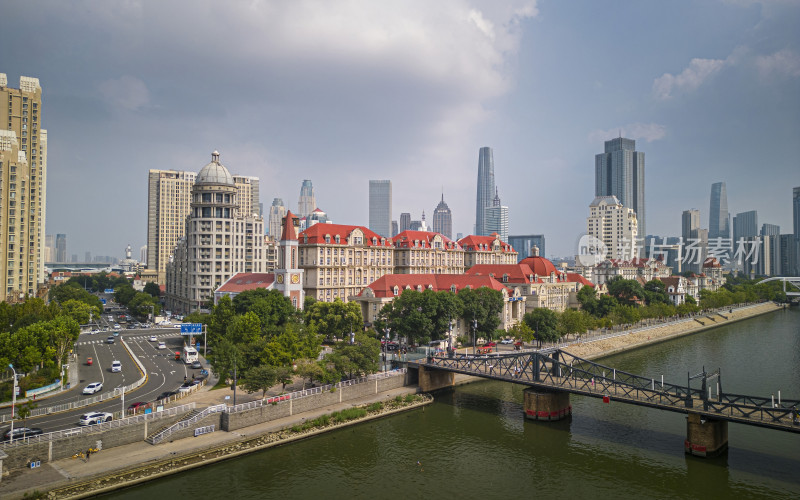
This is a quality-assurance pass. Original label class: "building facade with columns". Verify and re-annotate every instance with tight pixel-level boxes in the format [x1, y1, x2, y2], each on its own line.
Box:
[392, 230, 464, 275]
[457, 233, 517, 268]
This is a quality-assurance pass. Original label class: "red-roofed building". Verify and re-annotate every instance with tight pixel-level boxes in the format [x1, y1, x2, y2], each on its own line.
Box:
[457, 233, 517, 268]
[353, 273, 525, 334]
[658, 276, 687, 305]
[467, 247, 594, 312]
[298, 223, 394, 303]
[214, 273, 277, 303]
[392, 230, 464, 275]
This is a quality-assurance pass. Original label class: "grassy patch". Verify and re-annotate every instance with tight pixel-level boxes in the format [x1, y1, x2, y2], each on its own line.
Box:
[210, 379, 228, 391]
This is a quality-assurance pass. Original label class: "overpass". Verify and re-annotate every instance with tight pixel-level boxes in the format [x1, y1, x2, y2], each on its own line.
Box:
[756, 276, 800, 297]
[408, 349, 799, 457]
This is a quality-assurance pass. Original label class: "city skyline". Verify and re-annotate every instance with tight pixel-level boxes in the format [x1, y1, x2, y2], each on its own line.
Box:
[1, 1, 798, 258]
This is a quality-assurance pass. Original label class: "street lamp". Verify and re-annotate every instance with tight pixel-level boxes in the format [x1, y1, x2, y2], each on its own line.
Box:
[473, 319, 477, 355]
[8, 364, 17, 444]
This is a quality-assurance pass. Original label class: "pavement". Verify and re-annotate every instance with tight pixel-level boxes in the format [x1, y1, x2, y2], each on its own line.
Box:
[0, 376, 420, 499]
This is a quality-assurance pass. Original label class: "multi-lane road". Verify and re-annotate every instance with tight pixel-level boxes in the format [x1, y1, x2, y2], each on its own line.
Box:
[2, 326, 204, 434]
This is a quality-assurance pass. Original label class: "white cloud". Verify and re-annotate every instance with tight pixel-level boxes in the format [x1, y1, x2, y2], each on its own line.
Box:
[652, 58, 726, 100]
[97, 76, 150, 111]
[756, 49, 800, 79]
[588, 123, 667, 144]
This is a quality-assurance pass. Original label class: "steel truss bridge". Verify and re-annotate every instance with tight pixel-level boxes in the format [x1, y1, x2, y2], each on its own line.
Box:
[413, 349, 800, 432]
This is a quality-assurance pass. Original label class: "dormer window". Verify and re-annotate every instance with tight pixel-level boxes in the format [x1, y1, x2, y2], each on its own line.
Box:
[450, 285, 457, 293]
[503, 274, 509, 283]
[393, 286, 400, 296]
[325, 235, 331, 244]
[335, 235, 340, 244]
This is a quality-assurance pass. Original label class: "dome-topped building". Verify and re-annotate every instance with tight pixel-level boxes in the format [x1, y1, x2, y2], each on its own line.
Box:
[196, 151, 234, 186]
[519, 245, 560, 278]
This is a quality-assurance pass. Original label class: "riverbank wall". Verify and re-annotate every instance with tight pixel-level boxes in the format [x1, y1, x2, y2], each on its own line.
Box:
[564, 302, 784, 360]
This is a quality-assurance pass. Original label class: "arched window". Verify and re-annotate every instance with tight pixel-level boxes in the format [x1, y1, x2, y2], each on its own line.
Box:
[450, 285, 457, 293]
[393, 286, 400, 296]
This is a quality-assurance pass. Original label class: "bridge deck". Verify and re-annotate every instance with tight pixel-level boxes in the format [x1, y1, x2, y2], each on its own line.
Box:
[411, 349, 800, 432]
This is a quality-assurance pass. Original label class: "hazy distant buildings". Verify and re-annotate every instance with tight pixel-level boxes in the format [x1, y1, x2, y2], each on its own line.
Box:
[297, 180, 315, 218]
[56, 234, 67, 262]
[432, 194, 453, 240]
[587, 196, 638, 260]
[268, 198, 286, 238]
[709, 182, 730, 240]
[0, 73, 48, 300]
[508, 235, 546, 262]
[368, 180, 392, 238]
[399, 213, 411, 233]
[732, 211, 758, 244]
[794, 187, 800, 275]
[682, 209, 707, 274]
[391, 220, 398, 237]
[595, 137, 646, 237]
[475, 147, 496, 236]
[484, 189, 509, 242]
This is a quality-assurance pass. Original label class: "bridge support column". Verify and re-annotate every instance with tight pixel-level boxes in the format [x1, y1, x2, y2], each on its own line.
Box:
[684, 413, 728, 457]
[418, 366, 455, 392]
[523, 388, 571, 421]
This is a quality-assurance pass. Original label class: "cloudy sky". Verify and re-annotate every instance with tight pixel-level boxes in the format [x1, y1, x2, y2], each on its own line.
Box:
[2, 0, 799, 260]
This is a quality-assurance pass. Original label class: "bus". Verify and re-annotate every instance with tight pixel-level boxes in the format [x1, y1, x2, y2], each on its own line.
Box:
[182, 346, 199, 364]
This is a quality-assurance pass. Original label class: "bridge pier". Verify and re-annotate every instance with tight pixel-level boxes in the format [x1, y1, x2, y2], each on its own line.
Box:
[684, 413, 728, 457]
[523, 388, 571, 421]
[417, 365, 455, 392]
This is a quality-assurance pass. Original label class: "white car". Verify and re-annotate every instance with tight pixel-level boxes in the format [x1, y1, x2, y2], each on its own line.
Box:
[500, 338, 514, 344]
[82, 382, 103, 395]
[78, 412, 113, 426]
[113, 323, 121, 330]
[90, 329, 100, 335]
[111, 360, 122, 372]
[157, 341, 166, 349]
[173, 323, 182, 328]
[149, 335, 157, 342]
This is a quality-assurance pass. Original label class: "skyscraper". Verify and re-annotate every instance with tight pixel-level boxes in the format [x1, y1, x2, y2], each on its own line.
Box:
[484, 188, 509, 242]
[682, 209, 705, 274]
[587, 196, 638, 260]
[432, 194, 453, 239]
[0, 73, 48, 300]
[268, 198, 286, 238]
[595, 137, 646, 237]
[794, 187, 800, 275]
[147, 167, 260, 283]
[475, 147, 495, 236]
[399, 213, 411, 233]
[368, 180, 392, 238]
[298, 180, 316, 218]
[732, 211, 758, 244]
[56, 234, 67, 262]
[709, 182, 730, 240]
[508, 235, 546, 262]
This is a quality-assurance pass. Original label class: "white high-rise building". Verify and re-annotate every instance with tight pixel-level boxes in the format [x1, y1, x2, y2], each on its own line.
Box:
[298, 180, 315, 218]
[484, 188, 508, 242]
[587, 196, 638, 260]
[164, 152, 267, 313]
[268, 198, 286, 238]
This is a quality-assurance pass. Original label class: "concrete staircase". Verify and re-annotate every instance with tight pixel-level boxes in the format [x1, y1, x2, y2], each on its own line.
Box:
[146, 404, 226, 445]
[146, 409, 202, 444]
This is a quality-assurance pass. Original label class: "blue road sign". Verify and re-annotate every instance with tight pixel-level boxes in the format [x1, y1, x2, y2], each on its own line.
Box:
[180, 323, 203, 336]
[100, 298, 106, 304]
[104, 288, 114, 294]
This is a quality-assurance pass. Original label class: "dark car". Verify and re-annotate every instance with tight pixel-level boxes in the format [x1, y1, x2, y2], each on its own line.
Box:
[190, 360, 202, 369]
[3, 427, 44, 441]
[157, 391, 178, 400]
[106, 336, 115, 344]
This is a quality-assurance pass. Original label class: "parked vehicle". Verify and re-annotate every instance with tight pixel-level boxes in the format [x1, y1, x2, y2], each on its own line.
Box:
[157, 390, 177, 400]
[190, 360, 202, 369]
[78, 412, 112, 425]
[157, 341, 166, 349]
[500, 338, 514, 344]
[127, 402, 149, 412]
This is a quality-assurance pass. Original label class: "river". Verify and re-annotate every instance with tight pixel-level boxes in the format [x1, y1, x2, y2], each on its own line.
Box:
[107, 307, 800, 499]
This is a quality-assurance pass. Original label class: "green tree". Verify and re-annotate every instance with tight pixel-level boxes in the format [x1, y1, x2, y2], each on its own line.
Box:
[294, 358, 324, 389]
[456, 287, 504, 340]
[576, 285, 598, 315]
[208, 296, 236, 346]
[114, 284, 137, 305]
[607, 277, 645, 306]
[506, 322, 535, 343]
[643, 280, 669, 305]
[241, 365, 277, 399]
[143, 281, 162, 298]
[523, 308, 559, 346]
[128, 292, 160, 320]
[326, 331, 380, 379]
[233, 289, 296, 330]
[558, 308, 589, 340]
[59, 299, 98, 325]
[306, 299, 362, 341]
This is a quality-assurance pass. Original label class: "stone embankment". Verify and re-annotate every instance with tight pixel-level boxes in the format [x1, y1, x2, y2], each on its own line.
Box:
[564, 302, 784, 360]
[39, 395, 432, 500]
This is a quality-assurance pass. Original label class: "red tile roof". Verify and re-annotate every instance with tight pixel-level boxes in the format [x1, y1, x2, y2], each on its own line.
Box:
[467, 263, 545, 284]
[457, 234, 515, 253]
[281, 211, 299, 241]
[217, 273, 276, 293]
[358, 273, 510, 298]
[299, 223, 392, 246]
[566, 273, 594, 286]
[392, 230, 461, 250]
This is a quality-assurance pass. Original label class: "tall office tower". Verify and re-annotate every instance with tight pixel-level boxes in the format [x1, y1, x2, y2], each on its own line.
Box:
[595, 137, 646, 237]
[709, 182, 730, 239]
[164, 151, 266, 313]
[268, 198, 286, 238]
[399, 212, 411, 233]
[298, 179, 315, 218]
[732, 211, 759, 244]
[55, 234, 66, 262]
[0, 74, 47, 301]
[484, 189, 509, 242]
[368, 180, 392, 238]
[508, 235, 546, 262]
[761, 224, 780, 237]
[681, 209, 705, 273]
[44, 234, 55, 262]
[794, 187, 800, 275]
[475, 147, 496, 236]
[587, 196, 639, 260]
[432, 194, 453, 239]
[147, 168, 259, 283]
[391, 220, 398, 237]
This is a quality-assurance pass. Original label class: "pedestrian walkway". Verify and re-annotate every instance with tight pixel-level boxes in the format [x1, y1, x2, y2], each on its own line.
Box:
[0, 382, 419, 499]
